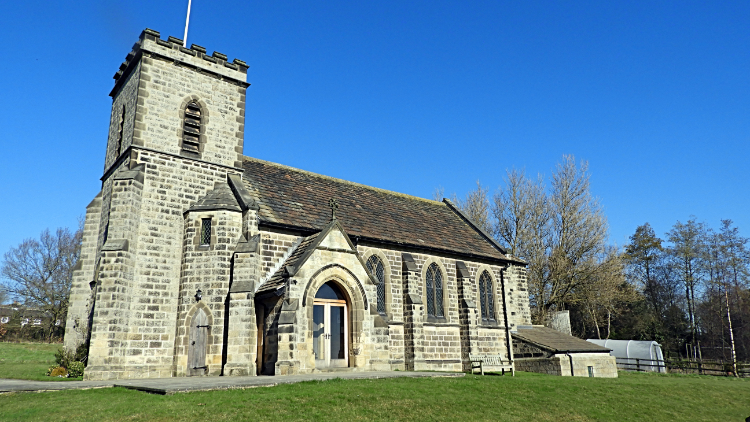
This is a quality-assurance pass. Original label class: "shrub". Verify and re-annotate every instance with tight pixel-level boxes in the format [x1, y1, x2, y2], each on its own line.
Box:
[67, 361, 84, 378]
[54, 348, 73, 368]
[48, 366, 68, 377]
[54, 343, 88, 369]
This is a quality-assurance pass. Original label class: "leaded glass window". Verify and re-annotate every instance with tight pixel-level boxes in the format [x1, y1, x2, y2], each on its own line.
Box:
[200, 218, 211, 246]
[426, 263, 444, 318]
[366, 255, 386, 314]
[479, 271, 495, 321]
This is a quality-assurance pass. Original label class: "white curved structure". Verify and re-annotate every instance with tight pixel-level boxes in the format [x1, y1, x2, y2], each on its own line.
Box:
[587, 339, 666, 373]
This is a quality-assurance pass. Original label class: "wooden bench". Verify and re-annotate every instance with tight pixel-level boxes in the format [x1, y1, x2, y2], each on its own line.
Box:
[469, 354, 515, 376]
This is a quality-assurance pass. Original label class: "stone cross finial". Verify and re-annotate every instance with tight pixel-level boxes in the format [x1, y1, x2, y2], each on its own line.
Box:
[329, 198, 339, 219]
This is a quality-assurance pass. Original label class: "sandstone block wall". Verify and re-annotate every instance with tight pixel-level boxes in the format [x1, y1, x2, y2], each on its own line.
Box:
[135, 50, 245, 169]
[64, 193, 102, 351]
[173, 209, 243, 376]
[515, 353, 618, 378]
[560, 353, 618, 378]
[104, 62, 140, 171]
[255, 230, 522, 374]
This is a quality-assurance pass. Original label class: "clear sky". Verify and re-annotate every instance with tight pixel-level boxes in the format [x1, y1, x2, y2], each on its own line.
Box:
[0, 1, 748, 256]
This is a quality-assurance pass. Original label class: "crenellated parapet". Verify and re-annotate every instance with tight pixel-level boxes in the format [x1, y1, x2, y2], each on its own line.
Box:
[111, 28, 249, 98]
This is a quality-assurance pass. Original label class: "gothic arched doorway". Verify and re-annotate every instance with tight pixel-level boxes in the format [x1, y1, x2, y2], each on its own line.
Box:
[313, 282, 349, 369]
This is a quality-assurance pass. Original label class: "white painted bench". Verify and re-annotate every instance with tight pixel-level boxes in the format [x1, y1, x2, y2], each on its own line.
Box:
[469, 354, 515, 376]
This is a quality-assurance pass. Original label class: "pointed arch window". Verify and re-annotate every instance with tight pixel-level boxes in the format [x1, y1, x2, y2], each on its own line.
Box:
[479, 271, 495, 321]
[426, 263, 444, 318]
[366, 255, 386, 314]
[182, 101, 203, 153]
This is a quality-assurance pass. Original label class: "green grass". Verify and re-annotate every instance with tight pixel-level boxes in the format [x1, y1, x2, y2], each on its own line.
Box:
[0, 342, 81, 381]
[1, 371, 748, 421]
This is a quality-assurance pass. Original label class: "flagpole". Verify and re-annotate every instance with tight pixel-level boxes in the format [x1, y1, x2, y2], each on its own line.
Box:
[183, 0, 192, 47]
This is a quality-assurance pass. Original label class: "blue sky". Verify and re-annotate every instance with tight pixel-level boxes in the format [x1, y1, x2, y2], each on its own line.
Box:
[0, 1, 748, 256]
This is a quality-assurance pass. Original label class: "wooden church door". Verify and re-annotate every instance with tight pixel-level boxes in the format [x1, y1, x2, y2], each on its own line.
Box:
[189, 308, 209, 376]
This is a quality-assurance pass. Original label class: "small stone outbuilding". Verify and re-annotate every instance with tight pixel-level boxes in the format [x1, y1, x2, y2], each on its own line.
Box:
[512, 326, 618, 377]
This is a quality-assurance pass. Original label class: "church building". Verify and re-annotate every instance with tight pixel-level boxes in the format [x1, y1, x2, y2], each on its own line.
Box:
[64, 29, 535, 380]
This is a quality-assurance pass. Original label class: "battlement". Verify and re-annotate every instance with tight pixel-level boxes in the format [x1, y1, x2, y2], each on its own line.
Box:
[111, 28, 249, 97]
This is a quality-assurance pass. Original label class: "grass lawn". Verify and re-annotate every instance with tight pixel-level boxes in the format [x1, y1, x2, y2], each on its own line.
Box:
[1, 371, 748, 421]
[0, 342, 82, 381]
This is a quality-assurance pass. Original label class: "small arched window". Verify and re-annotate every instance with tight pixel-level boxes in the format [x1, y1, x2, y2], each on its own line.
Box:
[115, 105, 125, 156]
[426, 263, 444, 318]
[182, 101, 202, 153]
[366, 255, 386, 314]
[479, 271, 495, 321]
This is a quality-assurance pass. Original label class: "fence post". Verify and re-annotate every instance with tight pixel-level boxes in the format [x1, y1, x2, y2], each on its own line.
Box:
[636, 358, 640, 372]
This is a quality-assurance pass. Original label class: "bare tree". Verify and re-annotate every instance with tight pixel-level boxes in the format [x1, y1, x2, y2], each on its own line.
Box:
[432, 186, 445, 202]
[493, 155, 615, 323]
[575, 246, 632, 339]
[452, 180, 493, 235]
[1, 227, 82, 342]
[493, 169, 549, 258]
[704, 220, 748, 375]
[666, 218, 705, 348]
[541, 156, 609, 321]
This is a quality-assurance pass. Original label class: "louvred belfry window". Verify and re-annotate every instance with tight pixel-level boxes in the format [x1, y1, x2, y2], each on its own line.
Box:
[183, 102, 202, 153]
[366, 255, 386, 314]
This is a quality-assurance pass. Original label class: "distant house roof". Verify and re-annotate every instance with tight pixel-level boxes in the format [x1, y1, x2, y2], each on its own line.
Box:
[240, 156, 509, 262]
[0, 305, 50, 318]
[512, 326, 611, 354]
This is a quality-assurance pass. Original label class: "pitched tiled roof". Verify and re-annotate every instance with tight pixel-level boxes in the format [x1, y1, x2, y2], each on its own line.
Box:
[187, 181, 242, 213]
[512, 326, 611, 353]
[241, 157, 508, 261]
[258, 233, 319, 294]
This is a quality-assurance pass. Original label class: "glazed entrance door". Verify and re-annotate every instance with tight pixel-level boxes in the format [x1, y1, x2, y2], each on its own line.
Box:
[313, 301, 348, 368]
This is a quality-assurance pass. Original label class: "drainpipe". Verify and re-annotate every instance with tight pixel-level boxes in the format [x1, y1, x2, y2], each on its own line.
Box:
[565, 353, 574, 376]
[499, 264, 515, 375]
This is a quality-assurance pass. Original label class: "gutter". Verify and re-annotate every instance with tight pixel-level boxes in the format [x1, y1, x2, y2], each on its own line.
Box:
[565, 353, 575, 376]
[499, 265, 515, 374]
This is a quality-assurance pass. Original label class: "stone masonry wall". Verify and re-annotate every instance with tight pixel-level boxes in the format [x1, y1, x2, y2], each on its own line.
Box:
[135, 37, 246, 169]
[560, 353, 618, 378]
[174, 209, 243, 376]
[259, 232, 304, 283]
[514, 357, 564, 376]
[64, 193, 102, 350]
[504, 264, 531, 328]
[86, 173, 145, 380]
[104, 62, 140, 171]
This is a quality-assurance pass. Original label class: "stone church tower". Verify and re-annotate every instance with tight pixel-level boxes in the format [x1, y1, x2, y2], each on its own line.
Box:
[64, 29, 544, 381]
[66, 29, 252, 379]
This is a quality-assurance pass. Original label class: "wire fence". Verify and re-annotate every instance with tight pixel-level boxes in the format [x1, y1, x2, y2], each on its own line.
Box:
[616, 357, 750, 377]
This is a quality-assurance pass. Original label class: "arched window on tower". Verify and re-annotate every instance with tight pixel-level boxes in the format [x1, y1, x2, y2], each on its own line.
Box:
[479, 270, 495, 322]
[182, 101, 202, 153]
[426, 263, 444, 318]
[366, 255, 386, 314]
